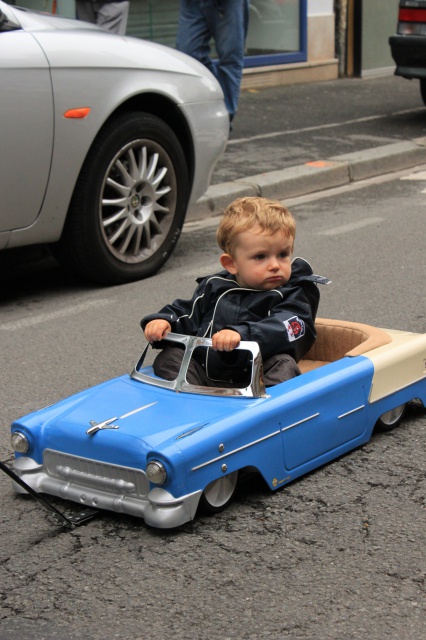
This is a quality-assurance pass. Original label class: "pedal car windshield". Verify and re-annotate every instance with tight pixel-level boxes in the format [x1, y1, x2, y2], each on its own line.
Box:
[131, 333, 268, 398]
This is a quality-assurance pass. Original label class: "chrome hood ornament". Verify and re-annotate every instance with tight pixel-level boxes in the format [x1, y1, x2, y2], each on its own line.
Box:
[86, 417, 119, 436]
[86, 402, 157, 436]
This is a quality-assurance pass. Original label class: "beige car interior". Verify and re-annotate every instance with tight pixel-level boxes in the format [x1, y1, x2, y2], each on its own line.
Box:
[299, 318, 393, 374]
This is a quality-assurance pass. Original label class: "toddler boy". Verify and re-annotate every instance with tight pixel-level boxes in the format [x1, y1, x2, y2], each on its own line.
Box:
[141, 196, 330, 387]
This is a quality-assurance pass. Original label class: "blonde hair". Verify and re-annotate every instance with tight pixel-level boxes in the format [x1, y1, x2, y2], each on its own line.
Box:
[217, 196, 296, 256]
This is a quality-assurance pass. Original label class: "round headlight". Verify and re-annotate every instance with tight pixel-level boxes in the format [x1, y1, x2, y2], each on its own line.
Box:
[146, 460, 167, 485]
[11, 431, 30, 454]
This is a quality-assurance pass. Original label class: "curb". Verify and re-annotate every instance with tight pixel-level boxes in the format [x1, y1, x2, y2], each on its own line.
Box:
[186, 136, 426, 222]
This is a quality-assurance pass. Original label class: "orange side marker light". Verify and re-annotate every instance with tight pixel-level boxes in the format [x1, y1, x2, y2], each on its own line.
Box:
[64, 107, 91, 119]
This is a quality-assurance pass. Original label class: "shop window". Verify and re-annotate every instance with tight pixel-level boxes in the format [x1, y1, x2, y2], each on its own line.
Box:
[7, 1, 307, 68]
[127, 0, 180, 46]
[127, 0, 307, 67]
[246, 0, 307, 66]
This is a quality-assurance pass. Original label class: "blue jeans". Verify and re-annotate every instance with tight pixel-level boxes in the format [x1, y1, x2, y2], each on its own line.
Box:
[176, 0, 250, 120]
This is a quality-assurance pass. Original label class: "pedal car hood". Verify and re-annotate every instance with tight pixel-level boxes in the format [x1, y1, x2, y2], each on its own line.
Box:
[12, 374, 258, 467]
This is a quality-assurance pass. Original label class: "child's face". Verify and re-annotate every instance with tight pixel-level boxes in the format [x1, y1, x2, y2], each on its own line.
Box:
[221, 225, 293, 290]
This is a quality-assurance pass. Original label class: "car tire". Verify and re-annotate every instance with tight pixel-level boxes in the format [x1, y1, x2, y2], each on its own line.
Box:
[198, 471, 239, 514]
[376, 404, 406, 431]
[55, 112, 189, 285]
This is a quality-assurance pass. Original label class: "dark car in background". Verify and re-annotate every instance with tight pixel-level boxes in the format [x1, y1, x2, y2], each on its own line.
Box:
[389, 0, 426, 104]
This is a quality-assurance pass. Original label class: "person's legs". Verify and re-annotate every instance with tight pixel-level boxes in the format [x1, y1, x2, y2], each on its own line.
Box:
[263, 354, 301, 387]
[177, 0, 248, 119]
[176, 0, 215, 75]
[75, 0, 97, 24]
[152, 345, 299, 389]
[211, 0, 247, 119]
[96, 1, 129, 35]
[153, 346, 208, 386]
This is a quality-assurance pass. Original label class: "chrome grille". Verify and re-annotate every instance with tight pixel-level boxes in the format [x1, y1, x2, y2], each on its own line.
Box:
[44, 449, 149, 497]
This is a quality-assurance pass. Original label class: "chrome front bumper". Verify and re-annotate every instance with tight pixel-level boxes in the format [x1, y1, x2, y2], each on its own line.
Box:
[12, 453, 202, 529]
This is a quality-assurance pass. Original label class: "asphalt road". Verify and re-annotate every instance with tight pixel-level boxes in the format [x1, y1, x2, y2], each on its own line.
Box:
[214, 75, 426, 185]
[0, 167, 425, 640]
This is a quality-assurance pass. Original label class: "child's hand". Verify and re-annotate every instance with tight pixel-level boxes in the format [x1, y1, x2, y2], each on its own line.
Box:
[212, 329, 241, 352]
[144, 319, 172, 343]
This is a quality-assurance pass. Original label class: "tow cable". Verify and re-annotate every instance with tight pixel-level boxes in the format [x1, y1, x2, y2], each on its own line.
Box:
[0, 459, 99, 529]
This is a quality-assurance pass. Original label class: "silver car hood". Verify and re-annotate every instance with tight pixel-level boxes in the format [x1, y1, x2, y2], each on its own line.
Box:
[2, 0, 221, 91]
[1, 0, 99, 31]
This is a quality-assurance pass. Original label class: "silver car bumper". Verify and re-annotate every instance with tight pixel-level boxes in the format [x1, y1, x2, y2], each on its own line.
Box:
[179, 100, 228, 202]
[13, 453, 202, 529]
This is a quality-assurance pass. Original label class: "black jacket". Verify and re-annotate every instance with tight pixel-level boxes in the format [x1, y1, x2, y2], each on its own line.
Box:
[141, 257, 330, 383]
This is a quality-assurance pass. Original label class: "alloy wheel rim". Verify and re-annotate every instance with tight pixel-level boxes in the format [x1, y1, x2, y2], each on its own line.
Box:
[99, 139, 177, 264]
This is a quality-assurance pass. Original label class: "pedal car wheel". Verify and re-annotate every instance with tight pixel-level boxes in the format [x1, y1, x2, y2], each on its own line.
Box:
[376, 404, 406, 431]
[199, 471, 239, 514]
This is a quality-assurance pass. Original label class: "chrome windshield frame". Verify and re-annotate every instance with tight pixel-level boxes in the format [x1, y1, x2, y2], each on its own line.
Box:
[131, 333, 267, 398]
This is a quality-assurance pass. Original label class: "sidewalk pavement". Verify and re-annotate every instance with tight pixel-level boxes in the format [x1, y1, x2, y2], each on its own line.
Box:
[187, 74, 426, 222]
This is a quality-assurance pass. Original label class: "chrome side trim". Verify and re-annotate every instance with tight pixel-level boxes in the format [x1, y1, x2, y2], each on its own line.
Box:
[338, 405, 365, 419]
[191, 430, 281, 471]
[176, 423, 209, 440]
[281, 413, 320, 432]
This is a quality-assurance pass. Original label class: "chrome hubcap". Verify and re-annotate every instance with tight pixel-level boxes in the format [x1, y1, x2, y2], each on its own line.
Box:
[100, 139, 177, 264]
[203, 471, 238, 508]
[380, 404, 405, 425]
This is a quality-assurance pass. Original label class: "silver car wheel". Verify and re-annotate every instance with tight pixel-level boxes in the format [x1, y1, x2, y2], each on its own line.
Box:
[200, 471, 239, 513]
[100, 139, 177, 264]
[376, 404, 406, 431]
[56, 112, 189, 285]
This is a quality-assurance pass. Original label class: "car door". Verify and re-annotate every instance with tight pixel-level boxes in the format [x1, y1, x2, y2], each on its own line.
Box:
[280, 362, 369, 472]
[0, 21, 54, 233]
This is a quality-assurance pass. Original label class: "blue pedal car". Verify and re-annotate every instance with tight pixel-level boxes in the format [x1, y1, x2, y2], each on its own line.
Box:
[9, 319, 426, 529]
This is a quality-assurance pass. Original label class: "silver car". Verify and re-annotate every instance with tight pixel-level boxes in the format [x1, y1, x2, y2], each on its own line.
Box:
[0, 1, 228, 284]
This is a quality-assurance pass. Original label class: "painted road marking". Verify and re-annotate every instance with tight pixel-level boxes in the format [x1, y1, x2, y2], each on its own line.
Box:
[229, 108, 425, 146]
[0, 299, 113, 331]
[400, 171, 426, 180]
[318, 217, 384, 236]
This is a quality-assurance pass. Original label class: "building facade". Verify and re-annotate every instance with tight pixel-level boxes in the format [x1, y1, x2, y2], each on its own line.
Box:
[10, 0, 338, 87]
